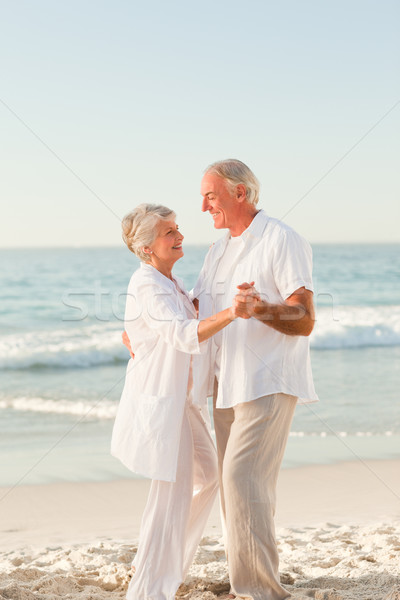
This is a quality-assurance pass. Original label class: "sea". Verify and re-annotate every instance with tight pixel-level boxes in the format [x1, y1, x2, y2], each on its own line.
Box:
[1, 244, 399, 487]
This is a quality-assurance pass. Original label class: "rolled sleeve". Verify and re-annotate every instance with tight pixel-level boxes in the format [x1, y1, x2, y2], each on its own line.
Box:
[272, 230, 314, 300]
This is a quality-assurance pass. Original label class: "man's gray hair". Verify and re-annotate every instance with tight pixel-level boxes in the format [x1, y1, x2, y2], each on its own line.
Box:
[122, 203, 176, 262]
[205, 159, 260, 206]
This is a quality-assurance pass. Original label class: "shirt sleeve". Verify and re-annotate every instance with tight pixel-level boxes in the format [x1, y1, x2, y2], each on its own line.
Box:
[135, 281, 207, 355]
[272, 229, 314, 300]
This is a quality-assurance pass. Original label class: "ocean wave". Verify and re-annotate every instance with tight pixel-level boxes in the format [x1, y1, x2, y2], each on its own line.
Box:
[310, 305, 400, 349]
[0, 396, 118, 419]
[0, 324, 128, 370]
[1, 305, 400, 370]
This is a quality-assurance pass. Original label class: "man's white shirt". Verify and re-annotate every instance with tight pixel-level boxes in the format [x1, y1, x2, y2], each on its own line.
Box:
[191, 210, 319, 409]
[211, 233, 244, 380]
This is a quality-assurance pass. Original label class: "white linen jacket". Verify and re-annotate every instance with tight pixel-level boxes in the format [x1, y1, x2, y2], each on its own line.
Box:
[111, 263, 208, 482]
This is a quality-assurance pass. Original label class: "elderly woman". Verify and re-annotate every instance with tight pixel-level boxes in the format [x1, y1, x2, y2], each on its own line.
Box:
[111, 204, 236, 600]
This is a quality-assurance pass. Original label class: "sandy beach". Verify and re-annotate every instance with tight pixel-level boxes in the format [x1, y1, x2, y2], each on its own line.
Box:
[1, 459, 400, 599]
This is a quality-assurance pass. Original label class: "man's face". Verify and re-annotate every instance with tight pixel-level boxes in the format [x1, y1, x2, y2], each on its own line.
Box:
[200, 173, 238, 230]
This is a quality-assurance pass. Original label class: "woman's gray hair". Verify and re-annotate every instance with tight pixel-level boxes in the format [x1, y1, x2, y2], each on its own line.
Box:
[122, 203, 176, 262]
[205, 159, 260, 206]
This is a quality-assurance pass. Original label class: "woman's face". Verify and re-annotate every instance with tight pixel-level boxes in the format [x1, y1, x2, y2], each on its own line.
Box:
[147, 218, 184, 266]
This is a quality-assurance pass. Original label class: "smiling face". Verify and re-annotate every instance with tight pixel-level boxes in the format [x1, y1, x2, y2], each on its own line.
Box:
[145, 218, 184, 276]
[200, 173, 240, 231]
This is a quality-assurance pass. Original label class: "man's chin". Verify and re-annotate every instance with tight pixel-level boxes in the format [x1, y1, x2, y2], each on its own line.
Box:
[212, 220, 224, 229]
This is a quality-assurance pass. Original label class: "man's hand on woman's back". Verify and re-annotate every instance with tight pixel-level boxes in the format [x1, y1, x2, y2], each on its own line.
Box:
[122, 331, 135, 359]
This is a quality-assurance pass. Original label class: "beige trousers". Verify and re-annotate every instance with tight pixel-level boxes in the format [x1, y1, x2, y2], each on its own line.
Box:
[213, 384, 297, 600]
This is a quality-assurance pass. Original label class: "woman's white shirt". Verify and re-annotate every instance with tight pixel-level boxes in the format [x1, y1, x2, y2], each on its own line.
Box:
[111, 263, 208, 482]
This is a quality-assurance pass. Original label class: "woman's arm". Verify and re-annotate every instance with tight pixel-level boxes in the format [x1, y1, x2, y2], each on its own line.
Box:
[129, 280, 237, 355]
[197, 307, 235, 343]
[122, 306, 236, 356]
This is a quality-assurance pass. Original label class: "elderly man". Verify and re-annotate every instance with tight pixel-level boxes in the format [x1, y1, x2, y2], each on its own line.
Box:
[191, 159, 318, 600]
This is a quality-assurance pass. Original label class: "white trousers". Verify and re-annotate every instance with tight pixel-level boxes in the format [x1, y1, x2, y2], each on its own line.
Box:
[213, 388, 297, 600]
[127, 401, 218, 600]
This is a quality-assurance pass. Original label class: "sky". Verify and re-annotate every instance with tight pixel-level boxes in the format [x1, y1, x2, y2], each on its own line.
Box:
[1, 0, 399, 247]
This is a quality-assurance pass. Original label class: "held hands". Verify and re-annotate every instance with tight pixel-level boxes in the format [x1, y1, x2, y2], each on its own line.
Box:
[232, 282, 261, 319]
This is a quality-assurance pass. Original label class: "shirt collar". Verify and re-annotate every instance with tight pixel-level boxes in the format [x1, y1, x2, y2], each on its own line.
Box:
[140, 262, 176, 290]
[224, 209, 269, 244]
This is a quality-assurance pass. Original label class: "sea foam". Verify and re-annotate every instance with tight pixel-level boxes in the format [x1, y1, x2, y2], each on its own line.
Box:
[310, 304, 400, 349]
[0, 324, 126, 370]
[0, 396, 118, 419]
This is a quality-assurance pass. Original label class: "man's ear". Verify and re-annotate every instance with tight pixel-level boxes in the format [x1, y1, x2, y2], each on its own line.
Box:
[236, 183, 247, 203]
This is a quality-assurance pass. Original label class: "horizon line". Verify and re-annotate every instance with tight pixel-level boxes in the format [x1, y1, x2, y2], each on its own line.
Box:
[1, 241, 400, 250]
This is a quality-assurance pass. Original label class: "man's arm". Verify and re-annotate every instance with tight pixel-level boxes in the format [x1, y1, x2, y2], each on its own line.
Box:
[122, 331, 135, 359]
[234, 283, 315, 337]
